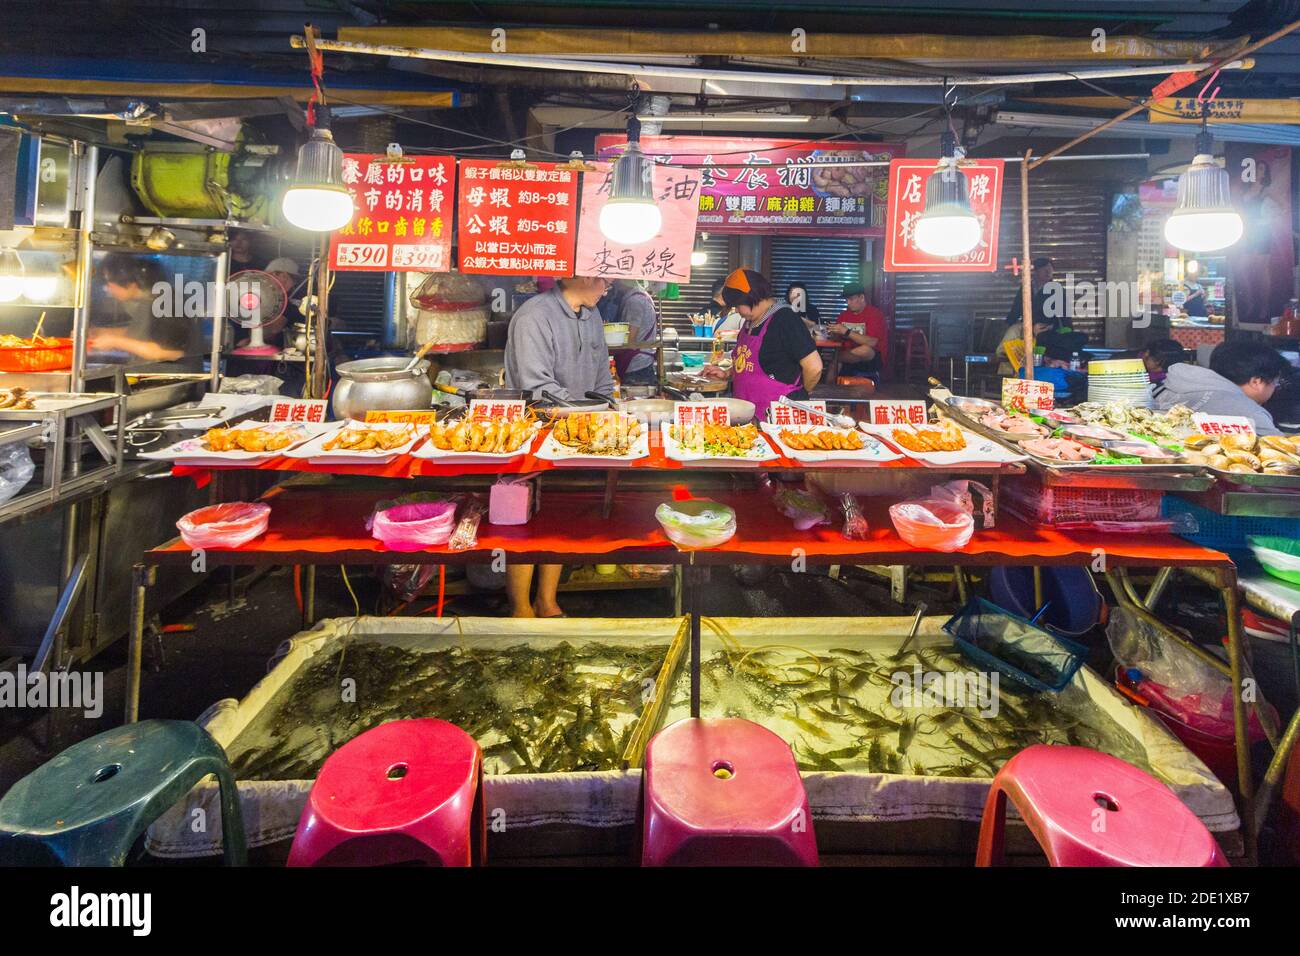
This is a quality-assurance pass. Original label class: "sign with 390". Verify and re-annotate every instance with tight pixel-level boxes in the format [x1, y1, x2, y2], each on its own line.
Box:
[328, 153, 457, 272]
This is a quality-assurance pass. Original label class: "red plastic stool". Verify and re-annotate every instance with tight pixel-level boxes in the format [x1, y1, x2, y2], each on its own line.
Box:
[287, 718, 485, 867]
[975, 745, 1226, 867]
[892, 329, 931, 383]
[641, 717, 818, 866]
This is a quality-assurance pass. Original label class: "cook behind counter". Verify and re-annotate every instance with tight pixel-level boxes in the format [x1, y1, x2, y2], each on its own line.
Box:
[503, 284, 614, 401]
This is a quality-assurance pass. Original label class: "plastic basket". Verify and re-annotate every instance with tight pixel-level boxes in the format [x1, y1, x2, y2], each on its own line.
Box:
[942, 597, 1089, 693]
[0, 338, 73, 372]
[1162, 497, 1300, 553]
[1002, 475, 1161, 526]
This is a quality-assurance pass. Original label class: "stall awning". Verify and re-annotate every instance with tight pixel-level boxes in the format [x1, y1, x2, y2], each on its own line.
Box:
[0, 56, 462, 108]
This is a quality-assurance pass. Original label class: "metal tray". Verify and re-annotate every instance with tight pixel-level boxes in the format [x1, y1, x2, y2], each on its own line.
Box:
[1204, 467, 1300, 491]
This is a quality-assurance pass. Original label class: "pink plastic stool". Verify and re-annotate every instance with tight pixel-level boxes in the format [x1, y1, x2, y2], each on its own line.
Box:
[287, 718, 485, 867]
[641, 717, 818, 866]
[975, 744, 1227, 867]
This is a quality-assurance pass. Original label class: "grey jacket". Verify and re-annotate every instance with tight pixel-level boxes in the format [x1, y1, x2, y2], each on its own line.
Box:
[1153, 362, 1280, 436]
[504, 286, 614, 401]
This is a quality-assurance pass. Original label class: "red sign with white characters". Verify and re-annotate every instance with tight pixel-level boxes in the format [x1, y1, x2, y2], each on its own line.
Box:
[884, 158, 1004, 272]
[456, 161, 579, 276]
[329, 154, 455, 272]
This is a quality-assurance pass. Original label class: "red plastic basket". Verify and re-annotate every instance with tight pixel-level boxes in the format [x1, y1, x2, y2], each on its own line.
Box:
[0, 338, 73, 372]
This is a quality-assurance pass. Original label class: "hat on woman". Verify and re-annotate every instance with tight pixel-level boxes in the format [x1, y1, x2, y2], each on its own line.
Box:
[720, 268, 772, 308]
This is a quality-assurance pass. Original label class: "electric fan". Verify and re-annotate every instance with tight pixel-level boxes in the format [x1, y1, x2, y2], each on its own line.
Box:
[227, 269, 286, 356]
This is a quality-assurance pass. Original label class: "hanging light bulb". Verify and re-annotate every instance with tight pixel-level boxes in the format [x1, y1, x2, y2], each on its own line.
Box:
[0, 248, 25, 303]
[282, 109, 355, 233]
[599, 114, 662, 245]
[913, 132, 981, 258]
[1164, 125, 1243, 253]
[691, 232, 709, 267]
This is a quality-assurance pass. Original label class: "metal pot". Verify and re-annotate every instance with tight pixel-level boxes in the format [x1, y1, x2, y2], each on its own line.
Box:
[332, 356, 433, 420]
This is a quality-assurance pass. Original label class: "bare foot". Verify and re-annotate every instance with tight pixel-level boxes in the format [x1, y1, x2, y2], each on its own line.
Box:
[533, 601, 565, 618]
[511, 603, 537, 618]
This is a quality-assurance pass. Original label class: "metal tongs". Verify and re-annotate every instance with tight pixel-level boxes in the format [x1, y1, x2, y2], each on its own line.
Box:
[777, 394, 855, 429]
[893, 602, 929, 659]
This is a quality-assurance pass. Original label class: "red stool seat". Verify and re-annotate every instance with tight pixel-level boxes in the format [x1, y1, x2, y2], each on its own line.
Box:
[642, 717, 818, 866]
[975, 744, 1226, 867]
[287, 718, 484, 867]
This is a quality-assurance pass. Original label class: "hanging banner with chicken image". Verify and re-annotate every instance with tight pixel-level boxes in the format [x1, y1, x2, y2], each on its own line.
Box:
[884, 158, 1004, 272]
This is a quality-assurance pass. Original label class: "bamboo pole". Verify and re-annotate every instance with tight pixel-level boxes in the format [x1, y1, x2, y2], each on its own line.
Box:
[1020, 150, 1034, 380]
[1028, 19, 1300, 171]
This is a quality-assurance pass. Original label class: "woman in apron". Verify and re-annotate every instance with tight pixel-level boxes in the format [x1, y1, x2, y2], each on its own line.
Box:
[703, 269, 823, 419]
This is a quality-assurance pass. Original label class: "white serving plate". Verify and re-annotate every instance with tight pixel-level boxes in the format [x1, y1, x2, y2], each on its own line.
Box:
[534, 427, 650, 465]
[142, 420, 338, 465]
[858, 422, 1027, 466]
[411, 420, 542, 462]
[661, 421, 779, 465]
[282, 422, 426, 464]
[760, 422, 902, 463]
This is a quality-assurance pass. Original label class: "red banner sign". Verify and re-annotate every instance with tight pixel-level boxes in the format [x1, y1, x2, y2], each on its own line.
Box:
[595, 135, 902, 237]
[883, 158, 1004, 272]
[456, 160, 579, 276]
[330, 154, 456, 272]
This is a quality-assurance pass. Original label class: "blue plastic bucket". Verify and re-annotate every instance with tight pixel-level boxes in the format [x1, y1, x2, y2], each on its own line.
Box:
[989, 565, 1103, 638]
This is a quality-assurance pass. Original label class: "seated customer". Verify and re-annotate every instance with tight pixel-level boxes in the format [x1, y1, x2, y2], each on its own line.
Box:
[1140, 338, 1188, 384]
[1153, 340, 1291, 436]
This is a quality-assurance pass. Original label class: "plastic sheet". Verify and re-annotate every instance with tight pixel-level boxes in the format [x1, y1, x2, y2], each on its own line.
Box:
[888, 498, 974, 552]
[655, 499, 737, 549]
[176, 502, 270, 549]
[771, 485, 831, 531]
[0, 443, 35, 506]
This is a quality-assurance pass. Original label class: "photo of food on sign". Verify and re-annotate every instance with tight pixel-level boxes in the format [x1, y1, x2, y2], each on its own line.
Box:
[330, 154, 456, 272]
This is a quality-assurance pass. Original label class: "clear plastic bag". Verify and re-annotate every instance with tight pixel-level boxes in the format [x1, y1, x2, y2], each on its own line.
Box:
[0, 443, 35, 506]
[447, 496, 486, 552]
[655, 499, 737, 549]
[839, 493, 869, 540]
[176, 502, 270, 549]
[888, 498, 974, 551]
[772, 485, 831, 530]
[370, 500, 458, 551]
[383, 564, 439, 602]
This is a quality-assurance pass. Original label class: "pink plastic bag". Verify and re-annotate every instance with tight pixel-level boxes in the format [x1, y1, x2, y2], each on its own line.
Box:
[371, 501, 458, 551]
[888, 498, 974, 551]
[177, 502, 270, 549]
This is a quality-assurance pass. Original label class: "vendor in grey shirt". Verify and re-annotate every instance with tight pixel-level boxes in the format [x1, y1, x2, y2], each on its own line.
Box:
[607, 279, 659, 386]
[501, 274, 611, 619]
[504, 276, 613, 401]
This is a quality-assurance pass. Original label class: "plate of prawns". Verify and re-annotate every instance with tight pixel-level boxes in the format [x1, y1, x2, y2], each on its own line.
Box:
[412, 411, 542, 461]
[284, 421, 426, 463]
[142, 420, 333, 464]
[760, 422, 903, 463]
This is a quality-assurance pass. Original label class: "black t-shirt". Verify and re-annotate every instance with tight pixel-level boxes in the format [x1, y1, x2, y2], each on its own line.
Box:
[755, 305, 817, 388]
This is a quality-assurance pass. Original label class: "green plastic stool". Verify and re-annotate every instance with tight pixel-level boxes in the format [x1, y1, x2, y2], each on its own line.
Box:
[0, 719, 247, 866]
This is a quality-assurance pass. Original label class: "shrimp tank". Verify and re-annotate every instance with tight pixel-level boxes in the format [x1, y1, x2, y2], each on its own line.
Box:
[146, 616, 1240, 863]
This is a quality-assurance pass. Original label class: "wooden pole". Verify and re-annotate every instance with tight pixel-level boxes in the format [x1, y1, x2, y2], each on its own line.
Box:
[1020, 149, 1034, 380]
[1028, 18, 1300, 171]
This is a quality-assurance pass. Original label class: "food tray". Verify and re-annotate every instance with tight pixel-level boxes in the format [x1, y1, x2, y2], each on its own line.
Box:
[142, 421, 337, 465]
[410, 417, 542, 463]
[660, 421, 779, 465]
[0, 338, 73, 372]
[1202, 466, 1300, 491]
[760, 422, 903, 464]
[534, 428, 650, 465]
[858, 422, 1026, 467]
[282, 422, 427, 464]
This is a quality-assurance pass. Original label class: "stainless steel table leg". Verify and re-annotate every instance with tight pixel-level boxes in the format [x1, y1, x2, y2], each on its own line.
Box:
[303, 565, 317, 628]
[1220, 567, 1257, 863]
[126, 564, 156, 724]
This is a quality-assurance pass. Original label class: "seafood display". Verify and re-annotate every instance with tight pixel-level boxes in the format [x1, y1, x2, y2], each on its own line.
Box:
[0, 332, 61, 348]
[670, 421, 763, 457]
[550, 412, 644, 456]
[0, 387, 35, 410]
[428, 415, 537, 455]
[1181, 432, 1300, 476]
[978, 410, 1050, 439]
[323, 424, 414, 452]
[1072, 402, 1196, 441]
[777, 427, 865, 451]
[226, 638, 671, 779]
[202, 425, 303, 453]
[1019, 437, 1098, 462]
[888, 420, 966, 453]
[665, 639, 1155, 778]
[1060, 424, 1130, 447]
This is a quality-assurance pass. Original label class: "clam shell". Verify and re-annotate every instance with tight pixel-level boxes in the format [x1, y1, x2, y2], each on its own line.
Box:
[1226, 451, 1262, 469]
[1220, 433, 1258, 452]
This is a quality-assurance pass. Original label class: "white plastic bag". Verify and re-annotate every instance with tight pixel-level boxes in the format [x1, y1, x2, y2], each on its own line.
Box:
[0, 443, 35, 505]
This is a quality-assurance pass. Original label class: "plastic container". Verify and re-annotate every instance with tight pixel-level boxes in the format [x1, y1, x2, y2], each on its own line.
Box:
[0, 337, 73, 372]
[655, 499, 737, 549]
[603, 322, 631, 346]
[1248, 535, 1300, 585]
[177, 502, 270, 549]
[989, 565, 1103, 638]
[371, 501, 458, 551]
[1161, 497, 1300, 553]
[943, 597, 1088, 693]
[888, 499, 974, 552]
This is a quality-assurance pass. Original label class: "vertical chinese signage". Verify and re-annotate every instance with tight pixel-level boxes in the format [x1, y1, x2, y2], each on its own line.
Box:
[883, 158, 1004, 272]
[594, 135, 902, 236]
[330, 154, 456, 271]
[573, 162, 702, 282]
[456, 161, 579, 276]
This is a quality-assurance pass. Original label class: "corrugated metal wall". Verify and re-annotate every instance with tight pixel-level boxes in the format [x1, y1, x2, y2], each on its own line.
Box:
[657, 231, 731, 334]
[893, 177, 1112, 348]
[329, 271, 389, 338]
[768, 236, 865, 323]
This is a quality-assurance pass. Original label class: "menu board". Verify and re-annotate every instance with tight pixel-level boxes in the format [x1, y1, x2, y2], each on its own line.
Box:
[330, 154, 456, 272]
[884, 158, 1004, 272]
[456, 160, 579, 276]
[595, 135, 902, 237]
[573, 162, 701, 282]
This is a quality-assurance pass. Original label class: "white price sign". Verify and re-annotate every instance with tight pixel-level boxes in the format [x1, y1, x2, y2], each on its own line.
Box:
[391, 244, 445, 270]
[1192, 413, 1256, 438]
[468, 399, 526, 422]
[674, 402, 731, 427]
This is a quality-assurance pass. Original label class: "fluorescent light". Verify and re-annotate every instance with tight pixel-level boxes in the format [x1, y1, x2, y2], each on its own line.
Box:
[638, 113, 812, 124]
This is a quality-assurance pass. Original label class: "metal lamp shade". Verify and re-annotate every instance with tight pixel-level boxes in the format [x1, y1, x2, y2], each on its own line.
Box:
[281, 128, 355, 232]
[913, 164, 981, 258]
[599, 141, 661, 244]
[1164, 154, 1243, 253]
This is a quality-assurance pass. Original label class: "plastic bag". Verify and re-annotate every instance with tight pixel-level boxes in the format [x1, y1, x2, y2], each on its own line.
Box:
[371, 501, 458, 551]
[888, 498, 974, 551]
[0, 443, 35, 506]
[839, 493, 869, 540]
[448, 496, 486, 552]
[655, 499, 736, 549]
[176, 502, 270, 549]
[772, 485, 830, 530]
[383, 564, 439, 602]
[218, 374, 283, 395]
[929, 479, 994, 529]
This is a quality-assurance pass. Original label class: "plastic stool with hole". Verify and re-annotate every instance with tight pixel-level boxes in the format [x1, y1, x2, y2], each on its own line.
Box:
[641, 717, 818, 866]
[0, 719, 246, 866]
[975, 744, 1227, 867]
[287, 718, 485, 867]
